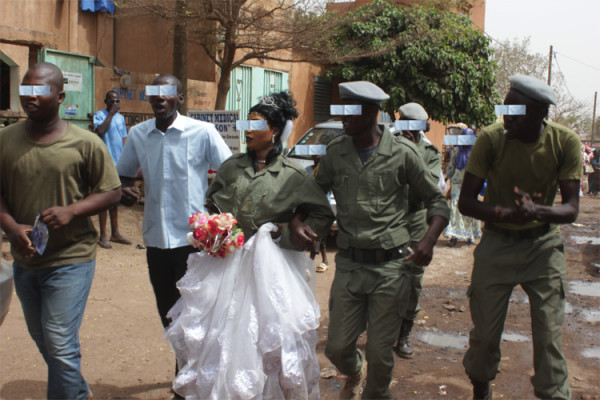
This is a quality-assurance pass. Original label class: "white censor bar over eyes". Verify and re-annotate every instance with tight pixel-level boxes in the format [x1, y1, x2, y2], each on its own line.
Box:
[293, 144, 327, 156]
[443, 135, 478, 146]
[330, 105, 362, 116]
[394, 120, 427, 131]
[19, 85, 51, 96]
[495, 105, 526, 115]
[236, 120, 268, 131]
[145, 85, 178, 96]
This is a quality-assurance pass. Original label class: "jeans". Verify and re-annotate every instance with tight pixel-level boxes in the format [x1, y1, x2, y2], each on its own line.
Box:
[13, 261, 95, 400]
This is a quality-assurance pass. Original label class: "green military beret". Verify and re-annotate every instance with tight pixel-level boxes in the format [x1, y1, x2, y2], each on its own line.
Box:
[338, 81, 390, 108]
[509, 75, 557, 105]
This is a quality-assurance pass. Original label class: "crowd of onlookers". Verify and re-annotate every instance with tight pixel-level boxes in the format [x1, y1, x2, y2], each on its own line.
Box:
[582, 145, 599, 196]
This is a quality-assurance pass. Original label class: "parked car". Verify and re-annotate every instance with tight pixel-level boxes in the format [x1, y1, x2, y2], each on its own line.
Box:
[286, 120, 345, 167]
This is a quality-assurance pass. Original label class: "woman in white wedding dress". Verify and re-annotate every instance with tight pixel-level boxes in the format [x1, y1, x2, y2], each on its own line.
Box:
[165, 92, 335, 400]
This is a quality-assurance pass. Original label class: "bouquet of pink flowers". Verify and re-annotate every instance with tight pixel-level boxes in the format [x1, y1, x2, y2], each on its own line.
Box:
[187, 212, 245, 258]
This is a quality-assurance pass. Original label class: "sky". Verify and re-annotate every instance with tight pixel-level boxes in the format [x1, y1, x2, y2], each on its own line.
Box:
[484, 0, 600, 110]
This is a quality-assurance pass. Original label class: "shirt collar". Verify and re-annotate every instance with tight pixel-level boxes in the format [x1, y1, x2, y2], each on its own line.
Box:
[240, 153, 284, 178]
[152, 111, 184, 133]
[170, 112, 185, 132]
[375, 126, 393, 156]
[336, 124, 392, 156]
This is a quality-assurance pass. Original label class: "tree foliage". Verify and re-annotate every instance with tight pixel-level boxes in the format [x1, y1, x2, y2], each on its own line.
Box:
[491, 37, 592, 136]
[325, 0, 499, 126]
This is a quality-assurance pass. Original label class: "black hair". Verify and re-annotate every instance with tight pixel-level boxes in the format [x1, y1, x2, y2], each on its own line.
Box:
[153, 74, 183, 94]
[247, 91, 298, 164]
[27, 62, 64, 92]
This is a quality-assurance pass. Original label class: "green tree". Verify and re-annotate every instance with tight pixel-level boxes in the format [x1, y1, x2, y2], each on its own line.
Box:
[325, 0, 499, 126]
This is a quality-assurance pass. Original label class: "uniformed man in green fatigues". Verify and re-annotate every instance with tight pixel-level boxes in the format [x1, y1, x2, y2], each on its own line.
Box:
[311, 82, 449, 399]
[459, 75, 582, 400]
[391, 102, 443, 360]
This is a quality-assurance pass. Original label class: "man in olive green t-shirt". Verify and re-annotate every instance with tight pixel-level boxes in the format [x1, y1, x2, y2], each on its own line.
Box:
[0, 63, 121, 400]
[458, 75, 581, 400]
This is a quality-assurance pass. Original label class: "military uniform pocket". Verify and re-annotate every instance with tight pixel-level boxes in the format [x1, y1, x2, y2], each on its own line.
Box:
[372, 171, 399, 212]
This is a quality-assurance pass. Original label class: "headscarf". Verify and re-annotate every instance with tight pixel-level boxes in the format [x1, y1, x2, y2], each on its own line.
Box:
[455, 128, 475, 170]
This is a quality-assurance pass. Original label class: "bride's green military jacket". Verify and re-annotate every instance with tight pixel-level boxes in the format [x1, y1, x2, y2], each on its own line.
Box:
[207, 152, 335, 250]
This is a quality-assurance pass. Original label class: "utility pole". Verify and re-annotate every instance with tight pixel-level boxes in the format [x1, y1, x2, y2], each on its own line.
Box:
[547, 45, 553, 86]
[592, 91, 597, 147]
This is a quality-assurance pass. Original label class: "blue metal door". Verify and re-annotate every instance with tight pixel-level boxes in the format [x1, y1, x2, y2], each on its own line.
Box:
[264, 69, 283, 95]
[226, 66, 253, 119]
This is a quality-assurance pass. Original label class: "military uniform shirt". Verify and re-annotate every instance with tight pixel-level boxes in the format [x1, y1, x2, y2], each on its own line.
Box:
[207, 153, 335, 250]
[466, 120, 582, 231]
[315, 126, 449, 250]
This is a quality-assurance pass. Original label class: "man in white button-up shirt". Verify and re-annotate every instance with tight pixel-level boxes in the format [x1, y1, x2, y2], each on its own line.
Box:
[117, 74, 231, 384]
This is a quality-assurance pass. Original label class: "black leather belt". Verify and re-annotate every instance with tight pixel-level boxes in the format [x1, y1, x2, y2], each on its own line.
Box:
[339, 245, 409, 264]
[485, 223, 553, 239]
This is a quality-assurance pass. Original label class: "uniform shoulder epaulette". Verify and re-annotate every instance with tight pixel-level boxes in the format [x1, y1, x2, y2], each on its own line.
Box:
[220, 152, 246, 167]
[326, 134, 347, 149]
[227, 153, 246, 161]
[424, 142, 440, 154]
[393, 135, 420, 156]
[282, 157, 308, 174]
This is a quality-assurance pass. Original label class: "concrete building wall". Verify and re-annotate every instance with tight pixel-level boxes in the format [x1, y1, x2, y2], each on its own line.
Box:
[2, 0, 486, 148]
[0, 0, 299, 123]
[114, 13, 216, 82]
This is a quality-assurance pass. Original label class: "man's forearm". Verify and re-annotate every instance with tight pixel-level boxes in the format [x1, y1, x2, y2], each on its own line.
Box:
[67, 187, 121, 218]
[422, 215, 448, 246]
[94, 113, 115, 137]
[458, 194, 512, 223]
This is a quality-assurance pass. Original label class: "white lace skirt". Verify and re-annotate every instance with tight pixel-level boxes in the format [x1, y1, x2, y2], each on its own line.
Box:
[165, 223, 321, 400]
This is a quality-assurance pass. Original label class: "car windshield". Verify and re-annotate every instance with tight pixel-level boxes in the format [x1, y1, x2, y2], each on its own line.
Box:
[288, 126, 345, 159]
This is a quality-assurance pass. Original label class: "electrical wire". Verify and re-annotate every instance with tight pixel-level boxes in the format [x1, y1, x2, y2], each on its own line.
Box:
[552, 53, 577, 101]
[554, 51, 600, 73]
[482, 30, 595, 103]
[481, 23, 599, 79]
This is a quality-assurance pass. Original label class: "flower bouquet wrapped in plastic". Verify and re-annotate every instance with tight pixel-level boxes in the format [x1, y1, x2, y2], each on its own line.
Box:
[186, 212, 244, 258]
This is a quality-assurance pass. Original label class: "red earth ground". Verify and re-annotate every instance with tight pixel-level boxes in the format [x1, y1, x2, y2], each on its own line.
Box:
[1, 196, 598, 400]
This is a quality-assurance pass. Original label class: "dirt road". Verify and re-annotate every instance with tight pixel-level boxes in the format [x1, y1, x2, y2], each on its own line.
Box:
[1, 197, 598, 400]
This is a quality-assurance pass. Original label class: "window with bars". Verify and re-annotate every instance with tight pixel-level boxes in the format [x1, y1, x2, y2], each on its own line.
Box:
[313, 76, 332, 122]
